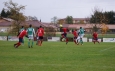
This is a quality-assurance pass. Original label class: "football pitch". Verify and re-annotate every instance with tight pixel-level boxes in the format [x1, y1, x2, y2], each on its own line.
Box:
[0, 41, 115, 71]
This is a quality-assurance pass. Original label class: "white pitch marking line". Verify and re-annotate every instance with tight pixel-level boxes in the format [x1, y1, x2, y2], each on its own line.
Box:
[0, 64, 115, 68]
[100, 46, 115, 52]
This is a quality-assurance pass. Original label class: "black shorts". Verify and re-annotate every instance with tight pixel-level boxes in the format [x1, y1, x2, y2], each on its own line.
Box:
[39, 36, 43, 40]
[19, 37, 23, 43]
[93, 37, 98, 41]
[61, 33, 67, 37]
[74, 36, 77, 39]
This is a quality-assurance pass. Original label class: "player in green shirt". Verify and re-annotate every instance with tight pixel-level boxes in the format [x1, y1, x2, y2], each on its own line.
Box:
[27, 24, 35, 48]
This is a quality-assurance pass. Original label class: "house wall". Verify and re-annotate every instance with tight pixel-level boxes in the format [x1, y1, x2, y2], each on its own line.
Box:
[0, 26, 12, 32]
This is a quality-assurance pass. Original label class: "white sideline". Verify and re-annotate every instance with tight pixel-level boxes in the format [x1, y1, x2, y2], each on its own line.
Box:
[0, 64, 115, 68]
[99, 46, 115, 52]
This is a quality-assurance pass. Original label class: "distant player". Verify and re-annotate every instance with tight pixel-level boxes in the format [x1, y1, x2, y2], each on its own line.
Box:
[36, 26, 44, 46]
[27, 24, 35, 48]
[92, 31, 100, 44]
[61, 27, 68, 44]
[72, 29, 78, 44]
[14, 28, 27, 48]
[77, 27, 85, 45]
[19, 26, 24, 45]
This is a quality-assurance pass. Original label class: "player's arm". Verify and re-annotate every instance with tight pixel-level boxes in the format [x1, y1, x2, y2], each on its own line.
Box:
[25, 31, 29, 38]
[35, 30, 38, 35]
[33, 29, 36, 37]
[17, 32, 20, 37]
[42, 29, 44, 35]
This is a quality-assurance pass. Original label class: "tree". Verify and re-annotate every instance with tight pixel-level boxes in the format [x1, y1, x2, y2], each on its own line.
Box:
[6, 10, 11, 18]
[4, 0, 26, 34]
[45, 27, 56, 37]
[51, 16, 58, 25]
[105, 11, 115, 24]
[1, 8, 7, 18]
[66, 16, 73, 24]
[90, 8, 115, 24]
[89, 7, 108, 33]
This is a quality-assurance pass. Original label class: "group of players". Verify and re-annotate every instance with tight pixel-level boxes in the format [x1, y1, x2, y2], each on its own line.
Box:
[61, 27, 84, 45]
[14, 24, 44, 48]
[14, 25, 100, 48]
[61, 27, 100, 45]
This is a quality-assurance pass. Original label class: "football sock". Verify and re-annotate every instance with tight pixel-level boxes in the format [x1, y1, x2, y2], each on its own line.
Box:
[28, 41, 30, 46]
[32, 41, 34, 47]
[16, 42, 21, 47]
[74, 40, 76, 44]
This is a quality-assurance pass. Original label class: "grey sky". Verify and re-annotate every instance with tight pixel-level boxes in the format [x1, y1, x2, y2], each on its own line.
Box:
[0, 0, 115, 22]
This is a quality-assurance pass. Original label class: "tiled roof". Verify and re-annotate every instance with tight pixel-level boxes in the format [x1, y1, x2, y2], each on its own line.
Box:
[0, 21, 12, 26]
[0, 19, 115, 29]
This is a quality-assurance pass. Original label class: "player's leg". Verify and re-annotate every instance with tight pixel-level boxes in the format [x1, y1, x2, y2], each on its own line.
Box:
[76, 36, 80, 45]
[28, 35, 31, 48]
[92, 38, 96, 44]
[96, 38, 100, 44]
[64, 33, 68, 44]
[14, 37, 22, 48]
[38, 36, 41, 46]
[21, 38, 24, 46]
[80, 34, 84, 45]
[73, 37, 77, 44]
[31, 36, 34, 48]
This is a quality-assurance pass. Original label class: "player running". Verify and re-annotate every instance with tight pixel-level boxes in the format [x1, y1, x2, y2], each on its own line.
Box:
[92, 31, 100, 44]
[61, 27, 68, 44]
[19, 26, 24, 45]
[27, 24, 35, 48]
[36, 26, 44, 46]
[72, 29, 78, 44]
[77, 27, 85, 45]
[14, 28, 27, 48]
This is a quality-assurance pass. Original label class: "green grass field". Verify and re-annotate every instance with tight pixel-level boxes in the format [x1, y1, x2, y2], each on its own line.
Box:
[0, 41, 115, 71]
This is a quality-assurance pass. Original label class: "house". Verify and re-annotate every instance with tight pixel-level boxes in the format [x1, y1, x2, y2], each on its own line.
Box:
[58, 18, 90, 24]
[0, 18, 58, 33]
[0, 18, 12, 32]
[56, 24, 115, 33]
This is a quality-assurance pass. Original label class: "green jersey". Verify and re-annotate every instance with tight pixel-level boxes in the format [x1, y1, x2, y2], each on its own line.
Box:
[27, 28, 35, 35]
[79, 28, 84, 35]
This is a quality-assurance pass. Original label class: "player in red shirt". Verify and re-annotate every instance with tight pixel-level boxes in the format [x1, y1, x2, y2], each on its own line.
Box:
[14, 28, 27, 48]
[72, 29, 78, 44]
[36, 26, 44, 46]
[61, 27, 68, 44]
[92, 31, 100, 44]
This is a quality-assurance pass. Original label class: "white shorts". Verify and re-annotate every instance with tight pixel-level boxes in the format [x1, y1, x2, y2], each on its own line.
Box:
[28, 35, 34, 40]
[80, 34, 84, 39]
[76, 34, 84, 41]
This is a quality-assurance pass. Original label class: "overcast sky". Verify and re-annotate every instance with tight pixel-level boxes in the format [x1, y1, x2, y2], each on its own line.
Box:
[0, 0, 115, 22]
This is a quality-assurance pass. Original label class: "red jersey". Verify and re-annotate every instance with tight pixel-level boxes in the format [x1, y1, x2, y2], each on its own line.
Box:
[72, 31, 78, 37]
[93, 32, 98, 38]
[19, 30, 27, 38]
[62, 28, 67, 33]
[37, 28, 44, 36]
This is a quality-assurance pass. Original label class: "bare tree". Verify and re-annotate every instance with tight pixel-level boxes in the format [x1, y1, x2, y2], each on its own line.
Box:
[89, 7, 108, 33]
[51, 16, 58, 25]
[4, 0, 26, 35]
